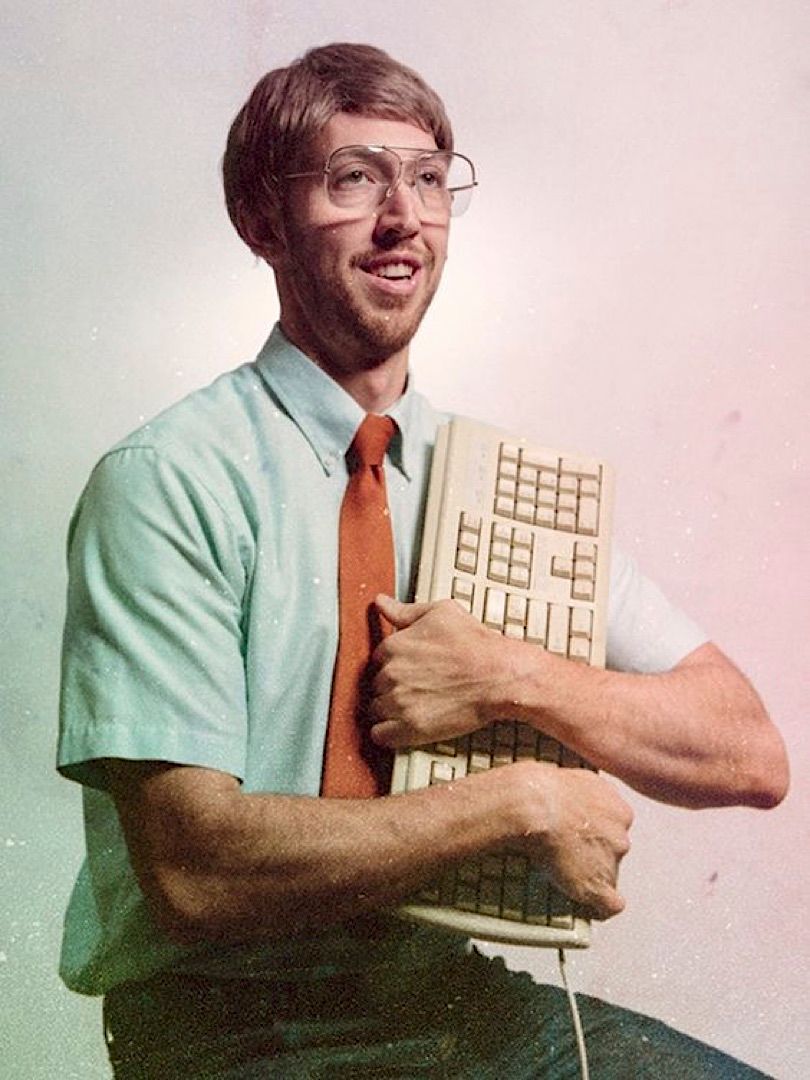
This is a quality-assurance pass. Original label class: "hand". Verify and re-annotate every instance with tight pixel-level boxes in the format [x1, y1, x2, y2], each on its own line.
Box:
[369, 595, 510, 749]
[507, 761, 633, 920]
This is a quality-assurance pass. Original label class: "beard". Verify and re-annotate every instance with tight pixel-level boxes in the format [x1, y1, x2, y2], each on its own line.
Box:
[280, 238, 443, 376]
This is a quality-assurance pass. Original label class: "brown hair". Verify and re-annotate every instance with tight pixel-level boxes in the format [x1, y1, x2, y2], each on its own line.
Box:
[222, 43, 454, 253]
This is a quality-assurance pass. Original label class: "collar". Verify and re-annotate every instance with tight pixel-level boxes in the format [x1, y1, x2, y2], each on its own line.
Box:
[255, 324, 418, 480]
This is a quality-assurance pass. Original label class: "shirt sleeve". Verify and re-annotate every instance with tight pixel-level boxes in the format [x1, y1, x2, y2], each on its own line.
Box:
[57, 446, 251, 790]
[606, 547, 708, 674]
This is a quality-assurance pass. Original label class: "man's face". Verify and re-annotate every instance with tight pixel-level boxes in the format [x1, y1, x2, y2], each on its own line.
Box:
[270, 113, 450, 378]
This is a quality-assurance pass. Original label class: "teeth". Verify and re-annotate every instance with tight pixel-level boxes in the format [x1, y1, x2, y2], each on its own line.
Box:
[372, 262, 414, 280]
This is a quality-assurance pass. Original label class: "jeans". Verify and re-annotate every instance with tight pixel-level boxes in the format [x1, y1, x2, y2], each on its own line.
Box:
[102, 947, 773, 1079]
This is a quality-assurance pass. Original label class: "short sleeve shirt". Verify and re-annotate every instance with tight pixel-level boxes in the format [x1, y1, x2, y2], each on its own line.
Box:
[57, 325, 706, 994]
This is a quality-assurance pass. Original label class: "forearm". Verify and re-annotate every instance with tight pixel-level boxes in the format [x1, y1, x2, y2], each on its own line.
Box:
[111, 761, 529, 944]
[499, 640, 788, 809]
[371, 598, 788, 810]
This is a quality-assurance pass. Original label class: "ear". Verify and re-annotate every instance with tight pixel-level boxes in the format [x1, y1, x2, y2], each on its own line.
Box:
[235, 203, 287, 266]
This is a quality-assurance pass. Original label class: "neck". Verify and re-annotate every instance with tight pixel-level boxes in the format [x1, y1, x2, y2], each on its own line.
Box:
[279, 317, 409, 413]
[324, 355, 409, 413]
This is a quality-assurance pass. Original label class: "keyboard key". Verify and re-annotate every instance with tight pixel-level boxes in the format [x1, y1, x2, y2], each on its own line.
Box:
[430, 761, 456, 784]
[548, 910, 575, 929]
[570, 607, 593, 638]
[573, 557, 594, 581]
[516, 723, 538, 750]
[455, 548, 477, 573]
[511, 545, 531, 568]
[488, 558, 509, 583]
[526, 599, 548, 645]
[556, 509, 576, 532]
[478, 875, 504, 917]
[452, 577, 474, 602]
[547, 604, 570, 654]
[521, 450, 559, 471]
[572, 578, 595, 602]
[560, 746, 585, 768]
[557, 492, 577, 512]
[536, 736, 562, 763]
[469, 752, 492, 772]
[505, 593, 527, 624]
[534, 505, 555, 528]
[431, 741, 458, 757]
[577, 495, 599, 535]
[458, 536, 479, 559]
[481, 854, 505, 879]
[508, 565, 530, 589]
[483, 588, 506, 628]
[560, 457, 600, 480]
[568, 637, 591, 663]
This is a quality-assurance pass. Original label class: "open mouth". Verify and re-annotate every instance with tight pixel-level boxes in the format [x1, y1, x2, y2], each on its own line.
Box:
[359, 255, 422, 283]
[370, 262, 415, 280]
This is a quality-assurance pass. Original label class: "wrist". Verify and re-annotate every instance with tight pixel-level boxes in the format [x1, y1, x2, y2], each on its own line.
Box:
[480, 759, 554, 851]
[479, 634, 550, 724]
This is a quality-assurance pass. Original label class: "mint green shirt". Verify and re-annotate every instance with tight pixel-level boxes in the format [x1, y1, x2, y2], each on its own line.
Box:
[57, 326, 706, 994]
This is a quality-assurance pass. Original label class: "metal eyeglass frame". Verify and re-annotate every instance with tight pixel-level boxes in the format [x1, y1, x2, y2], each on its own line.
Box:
[279, 144, 478, 217]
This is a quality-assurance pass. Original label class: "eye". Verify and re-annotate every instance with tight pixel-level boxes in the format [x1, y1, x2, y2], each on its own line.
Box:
[416, 162, 449, 190]
[331, 163, 382, 189]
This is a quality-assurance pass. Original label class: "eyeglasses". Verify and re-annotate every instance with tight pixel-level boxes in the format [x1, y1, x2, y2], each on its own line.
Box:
[281, 145, 477, 219]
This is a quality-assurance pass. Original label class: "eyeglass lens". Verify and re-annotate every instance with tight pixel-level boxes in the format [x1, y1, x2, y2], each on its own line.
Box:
[326, 147, 475, 217]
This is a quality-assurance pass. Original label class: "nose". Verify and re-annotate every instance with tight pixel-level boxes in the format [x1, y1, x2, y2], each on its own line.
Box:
[373, 178, 421, 241]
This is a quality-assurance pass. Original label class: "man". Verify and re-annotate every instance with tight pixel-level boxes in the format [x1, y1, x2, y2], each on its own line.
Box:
[58, 43, 788, 1078]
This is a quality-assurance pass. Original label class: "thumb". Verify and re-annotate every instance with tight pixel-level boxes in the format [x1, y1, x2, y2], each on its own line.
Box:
[374, 594, 433, 630]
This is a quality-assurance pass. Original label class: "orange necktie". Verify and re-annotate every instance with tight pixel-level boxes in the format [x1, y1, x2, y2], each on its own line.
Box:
[321, 414, 397, 798]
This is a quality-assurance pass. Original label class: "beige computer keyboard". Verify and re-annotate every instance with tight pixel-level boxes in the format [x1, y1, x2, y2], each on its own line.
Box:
[390, 418, 615, 947]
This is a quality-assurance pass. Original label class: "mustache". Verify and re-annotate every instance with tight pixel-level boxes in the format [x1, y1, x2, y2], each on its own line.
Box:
[351, 245, 432, 270]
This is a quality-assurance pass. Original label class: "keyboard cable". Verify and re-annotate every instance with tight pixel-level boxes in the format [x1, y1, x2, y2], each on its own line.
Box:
[558, 947, 590, 1080]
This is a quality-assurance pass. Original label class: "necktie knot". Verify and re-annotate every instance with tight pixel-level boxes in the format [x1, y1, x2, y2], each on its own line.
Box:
[348, 414, 396, 471]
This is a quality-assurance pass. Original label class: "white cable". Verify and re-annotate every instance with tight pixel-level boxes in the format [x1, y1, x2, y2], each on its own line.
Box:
[558, 947, 590, 1080]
